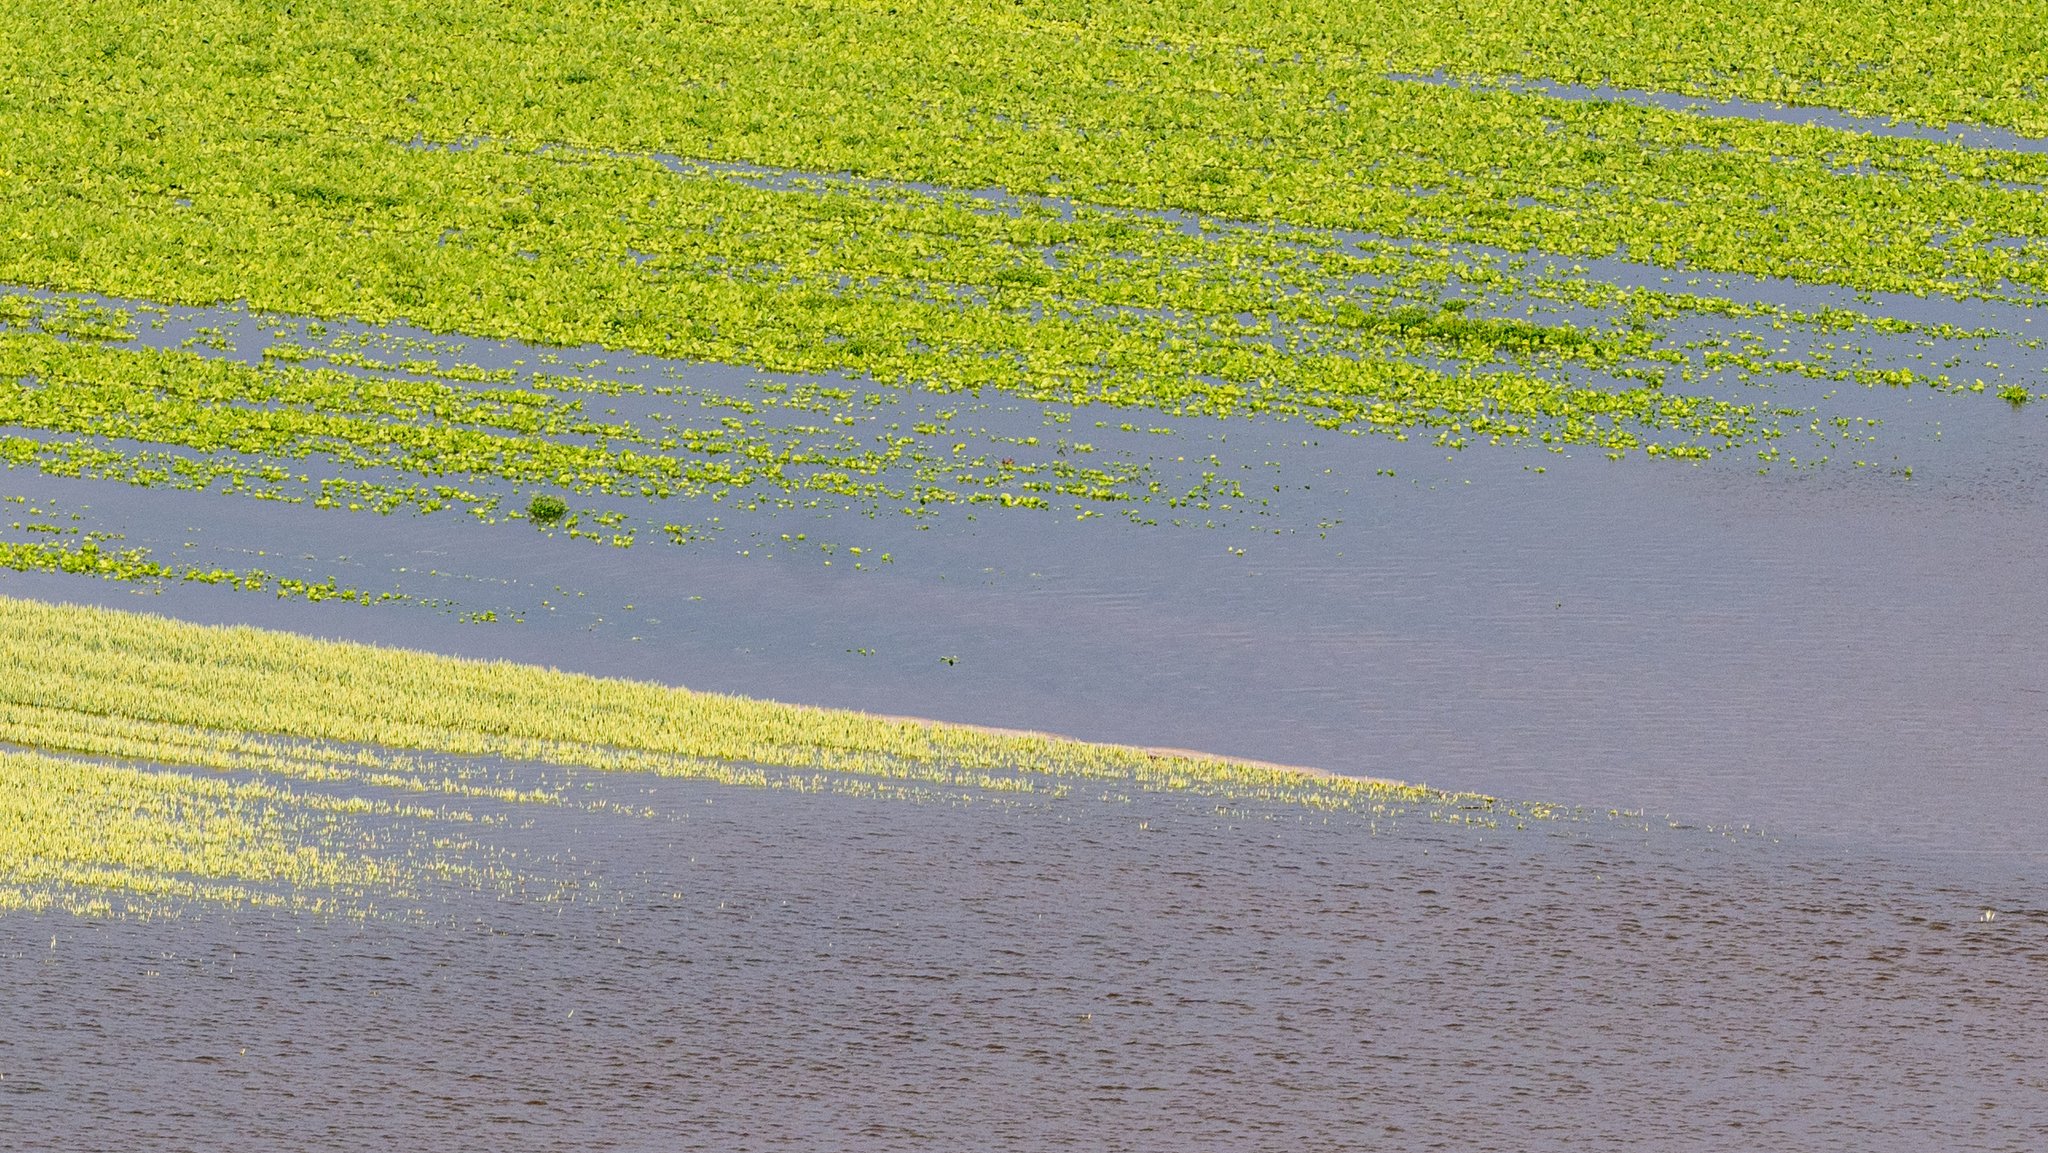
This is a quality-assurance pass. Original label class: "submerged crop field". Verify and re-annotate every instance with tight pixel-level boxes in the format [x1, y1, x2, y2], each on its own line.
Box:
[0, 594, 1488, 918]
[5, 2, 2048, 1148]
[4, 0, 2048, 594]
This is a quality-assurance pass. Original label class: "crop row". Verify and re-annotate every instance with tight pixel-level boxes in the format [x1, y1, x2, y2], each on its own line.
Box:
[1, 595, 1570, 913]
[7, 2, 2040, 461]
[0, 594, 1475, 809]
[0, 322, 1181, 528]
[0, 744, 472, 917]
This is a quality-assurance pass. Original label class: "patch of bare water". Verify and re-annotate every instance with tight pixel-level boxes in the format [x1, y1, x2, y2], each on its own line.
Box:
[1, 765, 2040, 1151]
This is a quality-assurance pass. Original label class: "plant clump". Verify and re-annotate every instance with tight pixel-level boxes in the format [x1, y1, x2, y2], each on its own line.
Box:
[526, 492, 569, 524]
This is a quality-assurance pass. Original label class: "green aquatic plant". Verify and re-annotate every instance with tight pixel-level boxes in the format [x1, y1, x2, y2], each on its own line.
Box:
[525, 492, 569, 524]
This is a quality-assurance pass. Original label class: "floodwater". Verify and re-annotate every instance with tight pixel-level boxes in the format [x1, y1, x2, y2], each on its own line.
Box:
[1396, 70, 2048, 154]
[4, 275, 2044, 859]
[2, 758, 2043, 1152]
[5, 85, 2048, 1144]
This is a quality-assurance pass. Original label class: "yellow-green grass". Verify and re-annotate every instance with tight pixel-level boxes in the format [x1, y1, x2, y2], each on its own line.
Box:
[0, 745, 483, 917]
[5, 1, 2041, 471]
[1, 593, 1544, 915]
[0, 592, 1432, 798]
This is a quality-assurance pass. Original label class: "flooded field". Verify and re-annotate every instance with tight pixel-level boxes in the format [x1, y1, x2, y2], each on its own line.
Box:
[4, 277, 2044, 859]
[4, 271, 2044, 1147]
[7, 1, 2048, 1147]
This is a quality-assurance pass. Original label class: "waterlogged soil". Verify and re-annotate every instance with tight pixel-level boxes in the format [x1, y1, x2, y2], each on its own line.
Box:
[1, 764, 2042, 1152]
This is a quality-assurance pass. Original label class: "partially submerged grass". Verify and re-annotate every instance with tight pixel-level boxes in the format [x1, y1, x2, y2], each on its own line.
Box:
[0, 594, 1549, 916]
[5, 1, 2041, 478]
[0, 745, 484, 918]
[2, 2, 2040, 618]
[0, 593, 1426, 798]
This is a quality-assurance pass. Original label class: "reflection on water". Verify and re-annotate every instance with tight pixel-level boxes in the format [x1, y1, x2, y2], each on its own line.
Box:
[2, 769, 2040, 1151]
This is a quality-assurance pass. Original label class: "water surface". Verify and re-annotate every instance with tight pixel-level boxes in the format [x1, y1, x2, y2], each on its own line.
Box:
[3, 759, 2040, 1151]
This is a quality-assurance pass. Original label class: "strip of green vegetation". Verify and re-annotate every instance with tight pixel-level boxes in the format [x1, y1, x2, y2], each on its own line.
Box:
[0, 493, 408, 601]
[4, 1, 2036, 466]
[11, 2, 2048, 293]
[23, 268, 1975, 558]
[0, 322, 1172, 527]
[0, 533, 402, 604]
[1058, 0, 2048, 138]
[2, 593, 1556, 913]
[0, 593, 1437, 799]
[0, 745, 488, 917]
